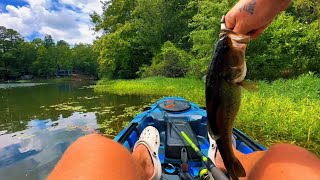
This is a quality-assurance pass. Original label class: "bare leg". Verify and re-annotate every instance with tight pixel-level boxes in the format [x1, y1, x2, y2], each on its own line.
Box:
[131, 144, 154, 179]
[47, 134, 154, 180]
[215, 144, 320, 180]
[249, 144, 320, 180]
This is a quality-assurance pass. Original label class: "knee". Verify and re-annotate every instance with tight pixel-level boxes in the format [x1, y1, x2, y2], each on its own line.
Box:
[248, 144, 320, 180]
[69, 133, 128, 155]
[266, 143, 317, 161]
[74, 133, 109, 144]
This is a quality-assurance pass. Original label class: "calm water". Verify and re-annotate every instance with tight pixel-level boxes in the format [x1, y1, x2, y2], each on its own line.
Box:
[0, 81, 156, 180]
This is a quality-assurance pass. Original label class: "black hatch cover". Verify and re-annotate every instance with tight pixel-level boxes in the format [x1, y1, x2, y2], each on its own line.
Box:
[159, 99, 191, 112]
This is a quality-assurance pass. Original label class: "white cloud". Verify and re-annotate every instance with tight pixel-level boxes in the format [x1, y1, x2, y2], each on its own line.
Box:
[0, 0, 102, 44]
[23, 0, 50, 8]
[59, 0, 103, 14]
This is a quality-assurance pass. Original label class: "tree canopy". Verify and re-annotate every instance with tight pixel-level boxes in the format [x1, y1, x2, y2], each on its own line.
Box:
[0, 26, 98, 80]
[92, 0, 319, 81]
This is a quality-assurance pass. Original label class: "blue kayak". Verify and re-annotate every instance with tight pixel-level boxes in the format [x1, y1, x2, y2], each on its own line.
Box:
[114, 97, 266, 179]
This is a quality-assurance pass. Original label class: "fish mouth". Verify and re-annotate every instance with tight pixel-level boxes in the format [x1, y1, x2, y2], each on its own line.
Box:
[224, 29, 251, 44]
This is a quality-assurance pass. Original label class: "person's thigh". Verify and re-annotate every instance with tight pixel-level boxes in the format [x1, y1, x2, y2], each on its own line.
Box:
[47, 134, 142, 180]
[249, 144, 320, 180]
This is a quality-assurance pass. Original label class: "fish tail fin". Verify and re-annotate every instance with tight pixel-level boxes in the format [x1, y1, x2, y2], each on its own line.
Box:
[233, 157, 246, 178]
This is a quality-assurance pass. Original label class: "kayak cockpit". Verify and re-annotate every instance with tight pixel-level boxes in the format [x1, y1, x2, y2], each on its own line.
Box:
[114, 97, 266, 179]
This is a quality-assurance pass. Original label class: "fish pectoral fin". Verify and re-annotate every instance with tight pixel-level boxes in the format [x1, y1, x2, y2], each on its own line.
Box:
[238, 80, 259, 92]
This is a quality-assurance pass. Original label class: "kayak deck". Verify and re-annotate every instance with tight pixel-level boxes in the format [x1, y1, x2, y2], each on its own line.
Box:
[114, 97, 266, 179]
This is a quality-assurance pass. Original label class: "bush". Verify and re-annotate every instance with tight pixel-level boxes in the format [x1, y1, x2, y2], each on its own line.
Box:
[139, 41, 192, 78]
[246, 13, 320, 81]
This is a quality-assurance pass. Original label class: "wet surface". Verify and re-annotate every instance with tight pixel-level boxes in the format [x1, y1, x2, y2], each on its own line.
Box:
[0, 81, 157, 179]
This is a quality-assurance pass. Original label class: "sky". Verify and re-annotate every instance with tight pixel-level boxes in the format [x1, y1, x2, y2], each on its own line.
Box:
[0, 0, 103, 44]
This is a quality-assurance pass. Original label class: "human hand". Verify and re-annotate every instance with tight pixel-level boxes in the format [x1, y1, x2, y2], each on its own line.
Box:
[225, 0, 292, 39]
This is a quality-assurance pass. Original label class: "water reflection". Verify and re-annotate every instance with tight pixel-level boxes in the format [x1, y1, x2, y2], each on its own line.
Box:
[0, 81, 155, 134]
[0, 83, 47, 89]
[0, 81, 158, 179]
[0, 112, 99, 180]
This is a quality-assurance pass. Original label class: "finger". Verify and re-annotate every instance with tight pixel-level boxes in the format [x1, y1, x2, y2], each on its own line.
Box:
[225, 12, 236, 30]
[248, 23, 270, 39]
[249, 28, 266, 39]
[233, 25, 251, 37]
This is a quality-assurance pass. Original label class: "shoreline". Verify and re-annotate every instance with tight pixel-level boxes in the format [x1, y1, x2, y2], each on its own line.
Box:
[0, 74, 97, 83]
[94, 75, 320, 156]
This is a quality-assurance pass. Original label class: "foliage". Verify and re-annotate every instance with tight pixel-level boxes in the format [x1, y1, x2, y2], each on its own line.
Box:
[237, 73, 320, 155]
[139, 41, 192, 78]
[0, 26, 24, 79]
[95, 76, 205, 105]
[100, 104, 151, 137]
[91, 0, 195, 79]
[187, 0, 236, 79]
[246, 13, 320, 80]
[71, 44, 98, 76]
[0, 26, 98, 80]
[287, 0, 320, 24]
[91, 0, 319, 80]
[93, 23, 138, 79]
[94, 74, 320, 155]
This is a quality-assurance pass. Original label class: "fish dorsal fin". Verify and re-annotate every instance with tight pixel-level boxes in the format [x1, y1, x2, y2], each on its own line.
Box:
[238, 80, 259, 92]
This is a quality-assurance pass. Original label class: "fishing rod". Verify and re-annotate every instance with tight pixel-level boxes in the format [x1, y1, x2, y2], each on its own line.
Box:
[161, 109, 229, 180]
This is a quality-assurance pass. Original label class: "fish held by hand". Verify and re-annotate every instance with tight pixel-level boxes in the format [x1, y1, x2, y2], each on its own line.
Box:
[206, 29, 250, 180]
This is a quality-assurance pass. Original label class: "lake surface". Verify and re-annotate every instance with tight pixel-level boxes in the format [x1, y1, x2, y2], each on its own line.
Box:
[0, 81, 157, 180]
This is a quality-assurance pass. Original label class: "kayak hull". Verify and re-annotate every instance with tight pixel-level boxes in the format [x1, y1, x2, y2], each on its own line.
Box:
[114, 97, 266, 179]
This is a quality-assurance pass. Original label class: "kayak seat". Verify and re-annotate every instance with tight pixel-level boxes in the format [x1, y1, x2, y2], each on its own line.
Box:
[165, 120, 200, 159]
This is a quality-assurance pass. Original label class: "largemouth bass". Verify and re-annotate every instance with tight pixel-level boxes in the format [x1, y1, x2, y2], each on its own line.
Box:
[206, 28, 251, 180]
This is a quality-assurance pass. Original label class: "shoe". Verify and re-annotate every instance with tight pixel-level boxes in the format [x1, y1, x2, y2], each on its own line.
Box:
[207, 133, 217, 165]
[133, 126, 162, 180]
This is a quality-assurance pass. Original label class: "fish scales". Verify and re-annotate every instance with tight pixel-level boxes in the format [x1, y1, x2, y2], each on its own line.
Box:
[206, 29, 250, 180]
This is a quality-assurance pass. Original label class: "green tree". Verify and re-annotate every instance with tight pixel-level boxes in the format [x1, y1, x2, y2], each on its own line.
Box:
[31, 38, 43, 48]
[94, 23, 132, 78]
[188, 0, 236, 79]
[287, 0, 319, 24]
[246, 13, 320, 80]
[43, 35, 55, 49]
[72, 43, 98, 76]
[92, 0, 197, 79]
[0, 26, 24, 79]
[91, 0, 136, 33]
[32, 45, 56, 77]
[91, 0, 318, 80]
[16, 42, 37, 75]
[56, 40, 72, 72]
[139, 41, 191, 77]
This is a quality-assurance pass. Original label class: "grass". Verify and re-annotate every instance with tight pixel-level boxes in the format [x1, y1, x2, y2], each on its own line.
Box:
[94, 74, 320, 156]
[95, 77, 205, 104]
